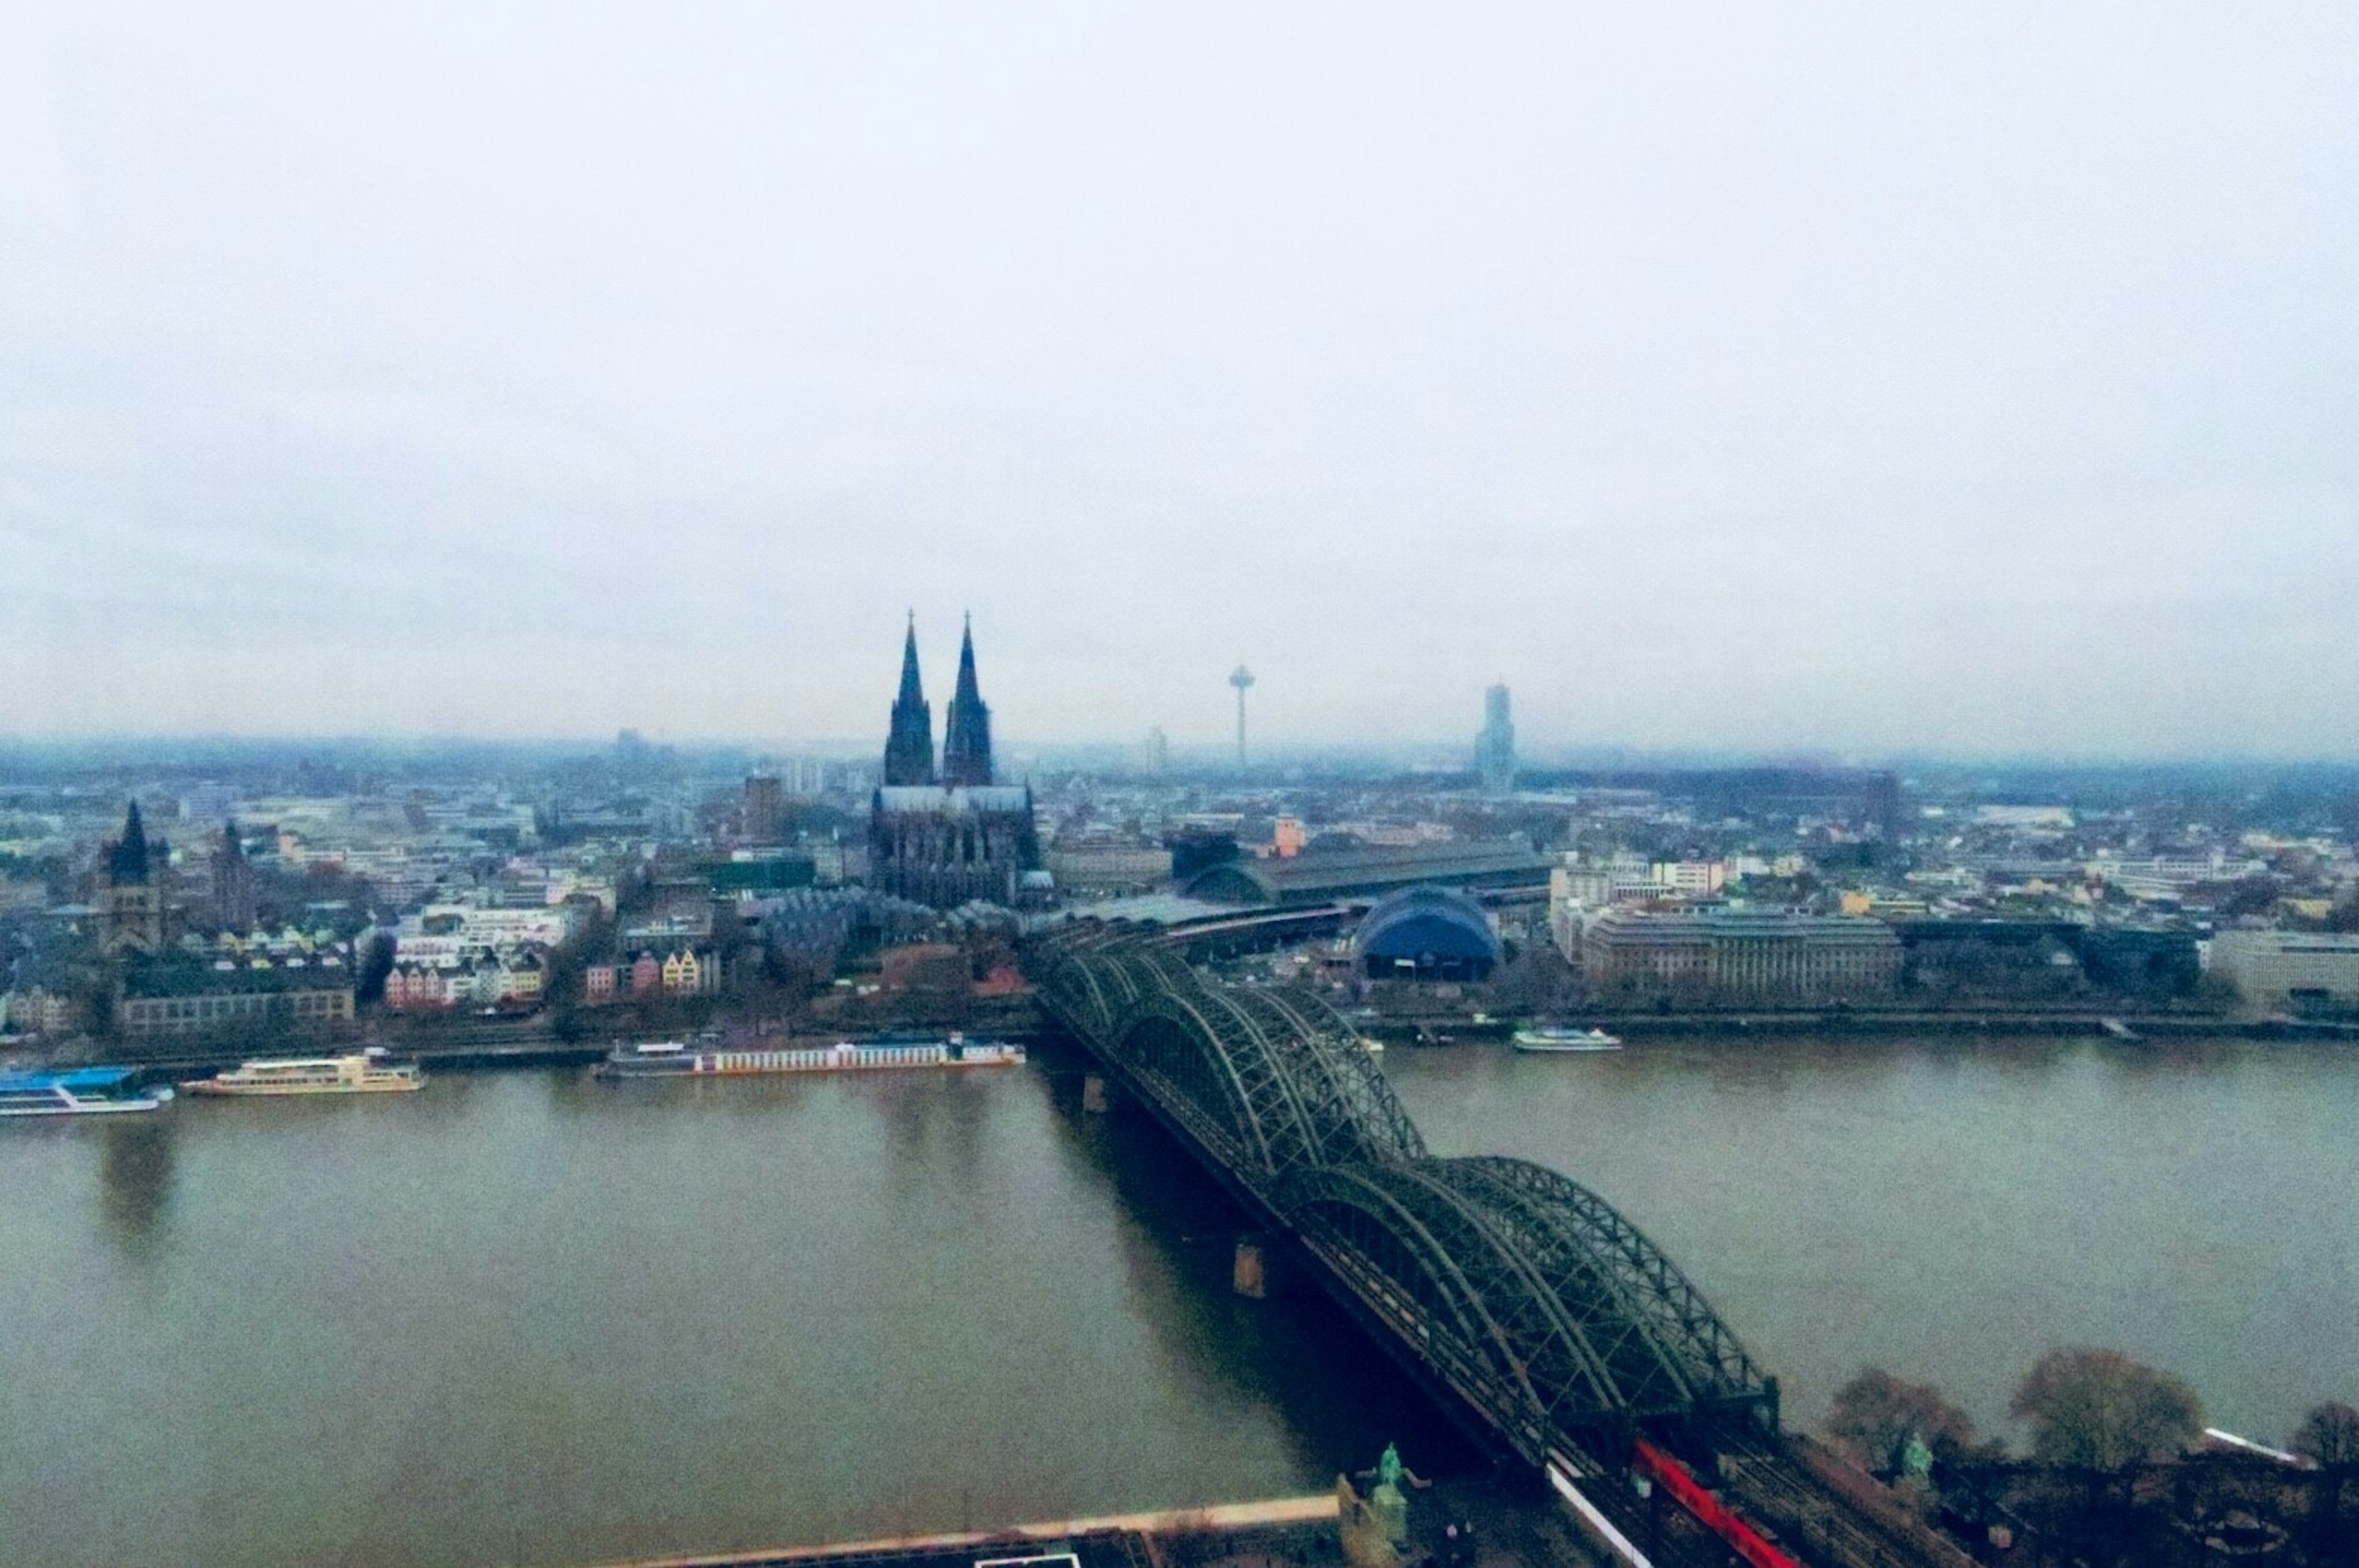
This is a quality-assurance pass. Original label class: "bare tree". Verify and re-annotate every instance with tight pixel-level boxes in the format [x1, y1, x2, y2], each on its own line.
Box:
[1827, 1367, 1981, 1472]
[2010, 1347, 2203, 1470]
[2296, 1401, 2359, 1468]
[2298, 1399, 2359, 1553]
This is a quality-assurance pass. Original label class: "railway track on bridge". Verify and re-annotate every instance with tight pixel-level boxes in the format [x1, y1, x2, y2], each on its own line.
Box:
[1027, 923, 1960, 1567]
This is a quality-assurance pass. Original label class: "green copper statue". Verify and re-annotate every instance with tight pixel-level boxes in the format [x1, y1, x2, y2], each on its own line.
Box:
[1339, 1443, 1431, 1567]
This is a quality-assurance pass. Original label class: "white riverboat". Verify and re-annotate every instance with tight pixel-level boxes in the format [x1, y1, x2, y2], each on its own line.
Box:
[1511, 1024, 1624, 1053]
[182, 1050, 424, 1096]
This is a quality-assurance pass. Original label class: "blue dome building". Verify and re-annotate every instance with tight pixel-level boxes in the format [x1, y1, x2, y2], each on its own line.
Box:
[1353, 885, 1500, 981]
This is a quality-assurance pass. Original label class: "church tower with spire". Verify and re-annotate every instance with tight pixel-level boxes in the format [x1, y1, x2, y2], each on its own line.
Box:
[882, 615, 937, 786]
[98, 799, 168, 954]
[941, 615, 994, 788]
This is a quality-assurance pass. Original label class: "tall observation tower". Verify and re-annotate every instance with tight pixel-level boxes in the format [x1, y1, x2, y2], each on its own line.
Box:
[1229, 664, 1256, 772]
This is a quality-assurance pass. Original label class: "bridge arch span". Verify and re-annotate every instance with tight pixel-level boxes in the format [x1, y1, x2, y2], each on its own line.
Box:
[1112, 986, 1307, 1180]
[1025, 926, 1776, 1469]
[1280, 1155, 1775, 1461]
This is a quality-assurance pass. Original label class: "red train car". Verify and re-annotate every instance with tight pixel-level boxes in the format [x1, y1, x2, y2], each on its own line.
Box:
[1632, 1438, 1799, 1568]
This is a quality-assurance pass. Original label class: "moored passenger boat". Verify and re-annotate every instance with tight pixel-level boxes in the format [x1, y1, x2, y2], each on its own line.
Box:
[1511, 1024, 1624, 1053]
[597, 1031, 1025, 1080]
[182, 1050, 424, 1096]
[0, 1067, 174, 1117]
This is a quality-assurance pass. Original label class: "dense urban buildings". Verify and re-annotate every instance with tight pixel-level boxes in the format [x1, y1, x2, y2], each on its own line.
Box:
[4, 737, 2357, 1059]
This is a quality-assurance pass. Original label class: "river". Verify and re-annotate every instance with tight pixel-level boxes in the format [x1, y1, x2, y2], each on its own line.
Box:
[1382, 1034, 2359, 1449]
[3, 1036, 2353, 1564]
[0, 1059, 1452, 1567]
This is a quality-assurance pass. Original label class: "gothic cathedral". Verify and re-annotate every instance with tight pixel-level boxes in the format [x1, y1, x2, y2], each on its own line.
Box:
[869, 617, 1039, 907]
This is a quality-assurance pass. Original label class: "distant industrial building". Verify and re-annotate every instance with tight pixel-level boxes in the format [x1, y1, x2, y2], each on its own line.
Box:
[1474, 684, 1516, 795]
[1353, 886, 1501, 981]
[2208, 930, 2359, 1014]
[1580, 908, 1901, 1002]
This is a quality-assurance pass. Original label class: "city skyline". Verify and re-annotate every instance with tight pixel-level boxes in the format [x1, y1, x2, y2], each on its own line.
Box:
[5, 5, 2355, 755]
[9, 11, 2359, 1565]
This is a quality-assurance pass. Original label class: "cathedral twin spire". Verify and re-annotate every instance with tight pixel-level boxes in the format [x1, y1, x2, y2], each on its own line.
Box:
[882, 615, 993, 788]
[942, 617, 993, 788]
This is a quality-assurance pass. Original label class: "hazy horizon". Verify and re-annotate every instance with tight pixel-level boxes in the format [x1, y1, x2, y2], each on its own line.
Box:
[6, 5, 2354, 754]
[10, 728, 2359, 778]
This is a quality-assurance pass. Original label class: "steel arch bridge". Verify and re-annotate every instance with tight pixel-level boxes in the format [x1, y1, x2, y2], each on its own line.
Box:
[1029, 927, 1777, 1470]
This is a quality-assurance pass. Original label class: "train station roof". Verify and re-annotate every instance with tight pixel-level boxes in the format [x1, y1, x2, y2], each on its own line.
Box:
[1355, 886, 1501, 965]
[1180, 839, 1549, 907]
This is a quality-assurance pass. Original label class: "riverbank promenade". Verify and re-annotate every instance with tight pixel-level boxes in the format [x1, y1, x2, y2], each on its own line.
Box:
[584, 1494, 1342, 1568]
[581, 1476, 1614, 1568]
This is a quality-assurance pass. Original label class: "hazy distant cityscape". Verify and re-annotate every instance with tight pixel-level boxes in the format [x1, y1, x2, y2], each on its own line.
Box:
[10, 653, 2359, 1567]
[7, 621, 2359, 1552]
[9, 617, 2359, 1045]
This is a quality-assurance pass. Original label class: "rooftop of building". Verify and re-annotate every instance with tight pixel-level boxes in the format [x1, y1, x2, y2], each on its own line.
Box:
[1587, 906, 1902, 940]
[874, 785, 1033, 814]
[2212, 929, 2359, 952]
[122, 954, 354, 997]
[1181, 838, 1549, 906]
[1355, 885, 1500, 962]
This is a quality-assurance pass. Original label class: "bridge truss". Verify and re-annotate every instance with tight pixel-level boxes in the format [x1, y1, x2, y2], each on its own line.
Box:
[1030, 927, 1778, 1471]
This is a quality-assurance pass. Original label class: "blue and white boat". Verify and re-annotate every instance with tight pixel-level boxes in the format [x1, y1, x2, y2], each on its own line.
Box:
[0, 1067, 174, 1117]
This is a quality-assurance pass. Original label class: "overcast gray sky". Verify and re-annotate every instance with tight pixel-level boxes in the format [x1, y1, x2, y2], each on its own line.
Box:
[3, 3, 2353, 757]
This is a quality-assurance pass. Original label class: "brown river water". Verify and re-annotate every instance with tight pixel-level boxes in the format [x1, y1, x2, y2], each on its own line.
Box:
[2, 1034, 2351, 1564]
